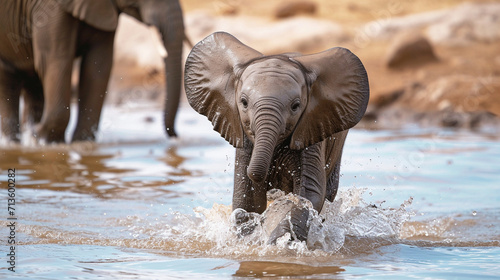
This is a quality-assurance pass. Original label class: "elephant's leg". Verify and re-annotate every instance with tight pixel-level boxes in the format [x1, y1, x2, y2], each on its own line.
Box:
[72, 31, 114, 142]
[0, 68, 22, 142]
[233, 141, 268, 213]
[21, 75, 44, 127]
[32, 13, 78, 143]
[298, 142, 327, 211]
[141, 0, 185, 137]
[232, 140, 268, 236]
[162, 33, 183, 138]
[326, 159, 341, 202]
[34, 58, 73, 143]
[269, 142, 326, 243]
[325, 131, 348, 202]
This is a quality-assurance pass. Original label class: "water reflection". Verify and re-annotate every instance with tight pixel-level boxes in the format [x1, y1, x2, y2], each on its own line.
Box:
[0, 105, 499, 279]
[0, 142, 196, 199]
[234, 261, 345, 278]
[159, 146, 196, 177]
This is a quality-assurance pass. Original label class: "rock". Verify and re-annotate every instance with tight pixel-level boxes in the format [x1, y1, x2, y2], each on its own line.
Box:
[385, 32, 438, 68]
[357, 8, 448, 41]
[371, 88, 406, 109]
[470, 112, 498, 130]
[358, 3, 500, 45]
[362, 76, 500, 131]
[213, 2, 239, 16]
[274, 1, 317, 19]
[440, 110, 464, 128]
[406, 75, 500, 115]
[375, 75, 500, 116]
[185, 12, 345, 54]
[426, 3, 500, 46]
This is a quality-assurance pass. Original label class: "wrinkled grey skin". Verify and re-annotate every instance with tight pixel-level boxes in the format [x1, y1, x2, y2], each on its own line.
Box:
[185, 32, 369, 243]
[0, 0, 185, 143]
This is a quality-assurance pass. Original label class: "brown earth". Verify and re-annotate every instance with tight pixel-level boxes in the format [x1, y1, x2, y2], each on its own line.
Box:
[110, 0, 500, 131]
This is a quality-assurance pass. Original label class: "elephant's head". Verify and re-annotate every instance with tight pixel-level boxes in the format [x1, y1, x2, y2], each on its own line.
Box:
[185, 32, 369, 183]
[59, 0, 185, 137]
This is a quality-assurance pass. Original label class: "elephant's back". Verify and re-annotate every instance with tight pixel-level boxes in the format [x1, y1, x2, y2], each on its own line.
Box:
[0, 0, 35, 71]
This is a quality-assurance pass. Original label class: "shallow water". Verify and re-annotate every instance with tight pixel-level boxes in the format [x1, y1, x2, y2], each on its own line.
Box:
[1, 104, 499, 279]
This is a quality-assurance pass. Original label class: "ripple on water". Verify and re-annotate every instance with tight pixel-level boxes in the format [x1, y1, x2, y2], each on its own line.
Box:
[12, 188, 414, 259]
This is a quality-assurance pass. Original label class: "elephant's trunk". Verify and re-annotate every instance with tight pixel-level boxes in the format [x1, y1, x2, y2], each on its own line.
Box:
[161, 36, 182, 138]
[143, 0, 185, 137]
[247, 105, 283, 183]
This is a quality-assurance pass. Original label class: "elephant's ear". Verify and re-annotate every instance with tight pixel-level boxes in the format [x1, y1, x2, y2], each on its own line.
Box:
[57, 0, 119, 32]
[185, 32, 262, 148]
[290, 48, 369, 150]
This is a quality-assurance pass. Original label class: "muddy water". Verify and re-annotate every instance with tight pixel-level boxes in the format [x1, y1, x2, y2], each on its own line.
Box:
[1, 104, 499, 279]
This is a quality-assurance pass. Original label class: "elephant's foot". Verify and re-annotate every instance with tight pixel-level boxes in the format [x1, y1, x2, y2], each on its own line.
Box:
[0, 133, 20, 144]
[33, 124, 66, 144]
[165, 125, 177, 138]
[268, 206, 309, 244]
[72, 128, 97, 142]
[230, 208, 261, 237]
[0, 125, 21, 143]
[1, 121, 21, 143]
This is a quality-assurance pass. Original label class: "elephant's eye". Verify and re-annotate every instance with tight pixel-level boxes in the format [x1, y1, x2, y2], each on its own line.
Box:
[291, 100, 301, 112]
[241, 97, 248, 108]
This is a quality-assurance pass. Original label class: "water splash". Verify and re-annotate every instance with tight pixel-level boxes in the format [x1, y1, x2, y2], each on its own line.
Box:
[191, 188, 414, 256]
[15, 188, 414, 257]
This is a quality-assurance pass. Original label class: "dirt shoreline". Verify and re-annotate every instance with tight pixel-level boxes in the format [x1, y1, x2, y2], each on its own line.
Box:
[109, 0, 500, 132]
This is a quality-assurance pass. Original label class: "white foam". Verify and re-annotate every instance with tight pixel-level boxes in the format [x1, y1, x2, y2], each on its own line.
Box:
[157, 188, 416, 257]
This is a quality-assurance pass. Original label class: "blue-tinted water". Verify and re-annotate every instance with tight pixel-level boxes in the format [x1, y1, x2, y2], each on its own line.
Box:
[1, 105, 499, 279]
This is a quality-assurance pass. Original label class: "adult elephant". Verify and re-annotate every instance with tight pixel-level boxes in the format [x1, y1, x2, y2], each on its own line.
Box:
[0, 0, 185, 143]
[185, 32, 369, 243]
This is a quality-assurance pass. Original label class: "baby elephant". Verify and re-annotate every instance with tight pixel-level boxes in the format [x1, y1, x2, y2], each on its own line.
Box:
[185, 32, 369, 243]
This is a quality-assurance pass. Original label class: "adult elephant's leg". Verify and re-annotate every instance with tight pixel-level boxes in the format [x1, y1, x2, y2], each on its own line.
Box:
[160, 0, 185, 138]
[34, 58, 73, 143]
[0, 68, 22, 142]
[21, 75, 44, 127]
[139, 0, 185, 137]
[72, 30, 114, 142]
[162, 39, 182, 137]
[32, 13, 78, 143]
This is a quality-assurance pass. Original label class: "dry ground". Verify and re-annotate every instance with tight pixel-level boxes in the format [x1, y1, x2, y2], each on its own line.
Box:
[111, 0, 500, 129]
